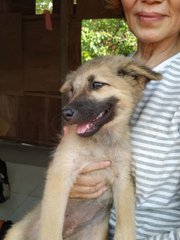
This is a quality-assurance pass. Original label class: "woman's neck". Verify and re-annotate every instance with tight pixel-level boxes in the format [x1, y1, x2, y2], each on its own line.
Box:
[135, 34, 180, 68]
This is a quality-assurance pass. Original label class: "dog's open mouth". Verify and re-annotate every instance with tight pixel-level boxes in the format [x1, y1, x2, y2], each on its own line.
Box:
[76, 108, 112, 137]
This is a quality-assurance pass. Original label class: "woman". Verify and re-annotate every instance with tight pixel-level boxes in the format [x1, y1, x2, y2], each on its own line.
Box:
[70, 0, 180, 239]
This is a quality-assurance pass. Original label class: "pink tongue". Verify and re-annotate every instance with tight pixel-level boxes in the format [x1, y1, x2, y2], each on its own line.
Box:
[76, 123, 92, 134]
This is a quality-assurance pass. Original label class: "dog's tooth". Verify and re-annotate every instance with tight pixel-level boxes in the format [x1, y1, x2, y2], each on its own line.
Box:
[100, 112, 104, 118]
[87, 123, 94, 130]
[96, 111, 105, 120]
[90, 123, 95, 129]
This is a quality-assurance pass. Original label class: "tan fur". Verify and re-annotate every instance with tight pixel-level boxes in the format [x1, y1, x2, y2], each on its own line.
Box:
[4, 55, 161, 240]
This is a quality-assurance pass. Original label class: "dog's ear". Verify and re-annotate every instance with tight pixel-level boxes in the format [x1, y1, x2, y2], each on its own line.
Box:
[60, 71, 76, 94]
[117, 60, 162, 83]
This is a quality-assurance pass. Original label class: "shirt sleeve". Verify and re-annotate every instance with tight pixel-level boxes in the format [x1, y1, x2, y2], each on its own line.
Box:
[108, 208, 180, 240]
[147, 229, 180, 240]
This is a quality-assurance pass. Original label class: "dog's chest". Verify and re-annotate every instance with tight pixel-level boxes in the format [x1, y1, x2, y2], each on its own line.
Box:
[58, 130, 126, 181]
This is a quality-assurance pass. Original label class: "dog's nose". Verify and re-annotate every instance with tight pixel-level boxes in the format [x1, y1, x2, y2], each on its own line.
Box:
[62, 108, 77, 121]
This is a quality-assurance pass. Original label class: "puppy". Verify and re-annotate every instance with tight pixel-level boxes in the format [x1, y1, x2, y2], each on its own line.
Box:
[4, 55, 161, 240]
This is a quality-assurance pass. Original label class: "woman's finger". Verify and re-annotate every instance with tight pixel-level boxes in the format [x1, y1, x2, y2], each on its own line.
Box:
[71, 181, 107, 194]
[75, 173, 105, 186]
[80, 161, 111, 174]
[69, 185, 108, 199]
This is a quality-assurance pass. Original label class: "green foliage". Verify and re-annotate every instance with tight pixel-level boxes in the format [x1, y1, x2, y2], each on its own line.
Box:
[81, 19, 137, 62]
[36, 0, 53, 14]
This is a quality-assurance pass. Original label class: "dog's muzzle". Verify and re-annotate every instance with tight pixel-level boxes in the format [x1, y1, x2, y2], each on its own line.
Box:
[61, 96, 118, 137]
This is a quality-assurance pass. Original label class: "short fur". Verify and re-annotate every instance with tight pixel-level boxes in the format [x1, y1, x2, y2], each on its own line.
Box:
[4, 55, 161, 240]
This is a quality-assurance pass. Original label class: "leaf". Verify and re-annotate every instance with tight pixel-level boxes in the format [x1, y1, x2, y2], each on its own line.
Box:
[81, 19, 137, 62]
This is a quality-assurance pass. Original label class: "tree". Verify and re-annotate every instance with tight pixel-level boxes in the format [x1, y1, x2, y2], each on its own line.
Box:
[81, 19, 137, 62]
[36, 0, 53, 14]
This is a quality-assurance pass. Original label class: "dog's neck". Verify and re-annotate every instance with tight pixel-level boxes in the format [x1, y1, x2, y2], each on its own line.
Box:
[92, 124, 130, 148]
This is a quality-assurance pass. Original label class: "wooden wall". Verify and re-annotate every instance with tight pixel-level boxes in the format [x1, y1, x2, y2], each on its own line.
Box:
[0, 0, 120, 146]
[0, 13, 62, 146]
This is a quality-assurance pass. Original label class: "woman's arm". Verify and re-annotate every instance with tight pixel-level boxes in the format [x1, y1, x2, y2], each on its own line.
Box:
[147, 229, 180, 240]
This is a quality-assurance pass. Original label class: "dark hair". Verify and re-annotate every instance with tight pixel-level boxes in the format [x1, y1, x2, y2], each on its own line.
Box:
[106, 0, 122, 9]
[106, 0, 124, 18]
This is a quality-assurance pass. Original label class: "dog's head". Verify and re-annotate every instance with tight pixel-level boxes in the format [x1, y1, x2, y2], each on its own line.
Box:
[60, 56, 161, 137]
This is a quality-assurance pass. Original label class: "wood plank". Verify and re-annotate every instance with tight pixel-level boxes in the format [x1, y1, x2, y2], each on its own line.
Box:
[68, 19, 81, 70]
[23, 16, 61, 93]
[6, 0, 35, 15]
[53, 0, 60, 14]
[17, 95, 61, 145]
[0, 95, 17, 138]
[0, 94, 61, 146]
[60, 0, 70, 83]
[0, 13, 23, 94]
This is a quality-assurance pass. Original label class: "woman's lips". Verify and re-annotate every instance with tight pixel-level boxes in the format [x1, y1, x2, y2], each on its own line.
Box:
[136, 11, 166, 23]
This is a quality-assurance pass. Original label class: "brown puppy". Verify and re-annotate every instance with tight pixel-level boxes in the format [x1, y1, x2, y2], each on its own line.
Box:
[4, 56, 161, 240]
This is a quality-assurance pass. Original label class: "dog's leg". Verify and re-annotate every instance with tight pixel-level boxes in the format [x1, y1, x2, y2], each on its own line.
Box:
[39, 170, 73, 240]
[39, 150, 77, 240]
[113, 173, 135, 240]
[4, 204, 41, 240]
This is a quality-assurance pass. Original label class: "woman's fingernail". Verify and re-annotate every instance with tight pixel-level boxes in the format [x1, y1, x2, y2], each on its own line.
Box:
[104, 161, 111, 167]
[102, 186, 108, 193]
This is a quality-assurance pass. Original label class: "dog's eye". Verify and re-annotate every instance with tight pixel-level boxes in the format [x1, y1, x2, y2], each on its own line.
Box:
[91, 82, 104, 90]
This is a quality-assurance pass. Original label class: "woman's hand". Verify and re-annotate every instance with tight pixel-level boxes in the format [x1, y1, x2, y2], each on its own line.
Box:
[69, 161, 111, 199]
